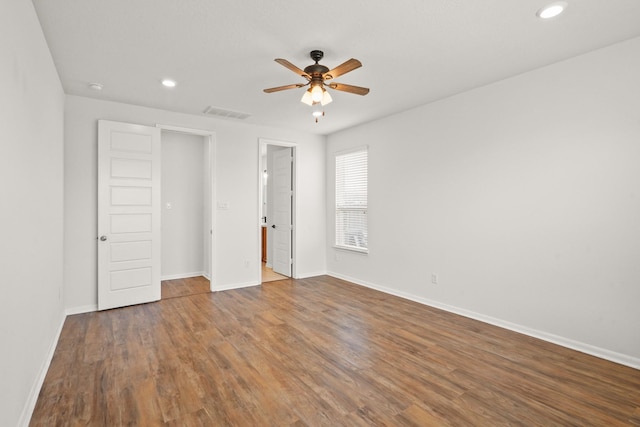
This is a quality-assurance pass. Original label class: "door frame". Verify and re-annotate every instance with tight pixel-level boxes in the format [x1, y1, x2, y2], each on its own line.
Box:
[157, 124, 217, 291]
[258, 138, 297, 280]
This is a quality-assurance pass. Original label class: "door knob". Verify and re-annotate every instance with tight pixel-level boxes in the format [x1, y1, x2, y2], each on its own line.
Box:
[271, 225, 276, 229]
[100, 235, 107, 241]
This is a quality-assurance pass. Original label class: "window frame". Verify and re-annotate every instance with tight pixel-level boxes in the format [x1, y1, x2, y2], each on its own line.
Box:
[334, 146, 368, 254]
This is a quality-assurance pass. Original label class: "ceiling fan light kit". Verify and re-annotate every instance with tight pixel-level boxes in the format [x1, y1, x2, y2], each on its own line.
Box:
[312, 103, 324, 123]
[264, 50, 369, 122]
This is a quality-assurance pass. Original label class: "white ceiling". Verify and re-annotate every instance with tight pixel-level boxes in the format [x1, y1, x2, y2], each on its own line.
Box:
[32, 0, 640, 135]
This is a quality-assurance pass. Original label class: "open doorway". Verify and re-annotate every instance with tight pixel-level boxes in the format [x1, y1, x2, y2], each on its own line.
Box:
[159, 126, 216, 298]
[259, 138, 296, 283]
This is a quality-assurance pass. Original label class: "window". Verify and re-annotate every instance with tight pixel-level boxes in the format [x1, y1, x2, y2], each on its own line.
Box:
[335, 147, 368, 252]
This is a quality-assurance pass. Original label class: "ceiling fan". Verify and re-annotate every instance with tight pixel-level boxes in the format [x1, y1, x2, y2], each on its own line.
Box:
[264, 50, 369, 120]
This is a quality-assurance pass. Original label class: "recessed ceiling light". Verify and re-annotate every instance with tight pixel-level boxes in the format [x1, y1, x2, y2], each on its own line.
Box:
[537, 2, 568, 19]
[88, 82, 103, 91]
[161, 79, 176, 88]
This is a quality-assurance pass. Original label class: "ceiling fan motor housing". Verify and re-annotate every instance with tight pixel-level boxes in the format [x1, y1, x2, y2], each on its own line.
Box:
[304, 51, 329, 89]
[304, 64, 329, 78]
[310, 50, 324, 63]
[305, 50, 329, 85]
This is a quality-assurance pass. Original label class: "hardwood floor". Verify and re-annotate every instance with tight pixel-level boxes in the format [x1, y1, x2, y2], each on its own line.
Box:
[262, 262, 289, 283]
[31, 276, 640, 426]
[161, 276, 210, 299]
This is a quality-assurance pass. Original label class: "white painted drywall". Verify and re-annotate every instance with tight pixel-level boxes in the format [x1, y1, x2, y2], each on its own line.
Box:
[64, 96, 326, 310]
[161, 131, 206, 279]
[327, 37, 640, 364]
[0, 1, 66, 425]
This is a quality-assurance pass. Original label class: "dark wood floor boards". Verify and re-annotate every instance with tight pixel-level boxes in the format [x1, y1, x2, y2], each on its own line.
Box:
[31, 275, 640, 426]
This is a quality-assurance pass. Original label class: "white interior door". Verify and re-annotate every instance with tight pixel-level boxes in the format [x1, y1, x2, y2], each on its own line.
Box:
[98, 120, 161, 310]
[272, 147, 292, 277]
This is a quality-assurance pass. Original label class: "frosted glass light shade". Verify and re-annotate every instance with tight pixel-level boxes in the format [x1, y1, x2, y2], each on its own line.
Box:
[301, 90, 313, 106]
[311, 85, 323, 102]
[321, 90, 332, 106]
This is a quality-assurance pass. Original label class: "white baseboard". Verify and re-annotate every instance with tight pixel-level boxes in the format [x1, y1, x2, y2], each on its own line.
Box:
[327, 271, 640, 370]
[161, 271, 207, 281]
[296, 271, 327, 279]
[19, 311, 66, 427]
[66, 304, 98, 315]
[212, 281, 261, 292]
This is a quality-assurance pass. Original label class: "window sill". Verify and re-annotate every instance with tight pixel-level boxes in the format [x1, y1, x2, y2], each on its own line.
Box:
[334, 245, 369, 255]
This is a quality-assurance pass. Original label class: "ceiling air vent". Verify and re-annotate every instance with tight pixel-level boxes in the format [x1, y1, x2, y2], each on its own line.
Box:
[202, 105, 251, 120]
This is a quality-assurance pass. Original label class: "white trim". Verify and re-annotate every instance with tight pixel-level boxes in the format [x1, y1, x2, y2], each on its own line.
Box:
[334, 147, 368, 252]
[161, 271, 207, 281]
[258, 138, 297, 283]
[259, 138, 298, 148]
[333, 245, 369, 254]
[155, 124, 215, 137]
[19, 312, 66, 427]
[156, 124, 217, 292]
[212, 281, 261, 292]
[66, 304, 98, 315]
[296, 271, 328, 279]
[334, 145, 369, 156]
[327, 271, 640, 370]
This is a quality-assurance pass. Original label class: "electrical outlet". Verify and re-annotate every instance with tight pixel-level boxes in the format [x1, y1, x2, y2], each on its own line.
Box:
[431, 273, 438, 285]
[244, 259, 250, 268]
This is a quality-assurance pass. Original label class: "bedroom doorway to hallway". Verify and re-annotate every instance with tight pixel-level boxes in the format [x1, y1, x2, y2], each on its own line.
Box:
[259, 138, 296, 283]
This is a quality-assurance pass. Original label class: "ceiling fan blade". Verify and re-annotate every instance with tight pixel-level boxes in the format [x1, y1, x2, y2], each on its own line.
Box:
[324, 58, 362, 80]
[263, 83, 307, 93]
[274, 58, 311, 80]
[328, 82, 370, 96]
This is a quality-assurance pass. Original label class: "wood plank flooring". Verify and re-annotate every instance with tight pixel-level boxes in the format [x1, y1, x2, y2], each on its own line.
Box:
[31, 276, 640, 426]
[262, 262, 289, 283]
[161, 276, 210, 299]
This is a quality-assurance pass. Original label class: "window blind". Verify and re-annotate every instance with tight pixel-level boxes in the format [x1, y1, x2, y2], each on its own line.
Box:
[335, 148, 368, 251]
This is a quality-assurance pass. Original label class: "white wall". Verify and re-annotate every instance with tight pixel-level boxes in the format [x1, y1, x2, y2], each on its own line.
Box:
[64, 95, 326, 310]
[327, 37, 640, 366]
[161, 131, 206, 279]
[0, 1, 65, 425]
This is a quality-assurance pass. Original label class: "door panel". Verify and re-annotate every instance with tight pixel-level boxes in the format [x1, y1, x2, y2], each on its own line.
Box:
[110, 213, 153, 232]
[272, 148, 292, 277]
[110, 267, 152, 291]
[110, 241, 152, 262]
[111, 187, 152, 205]
[111, 158, 152, 178]
[98, 120, 161, 310]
